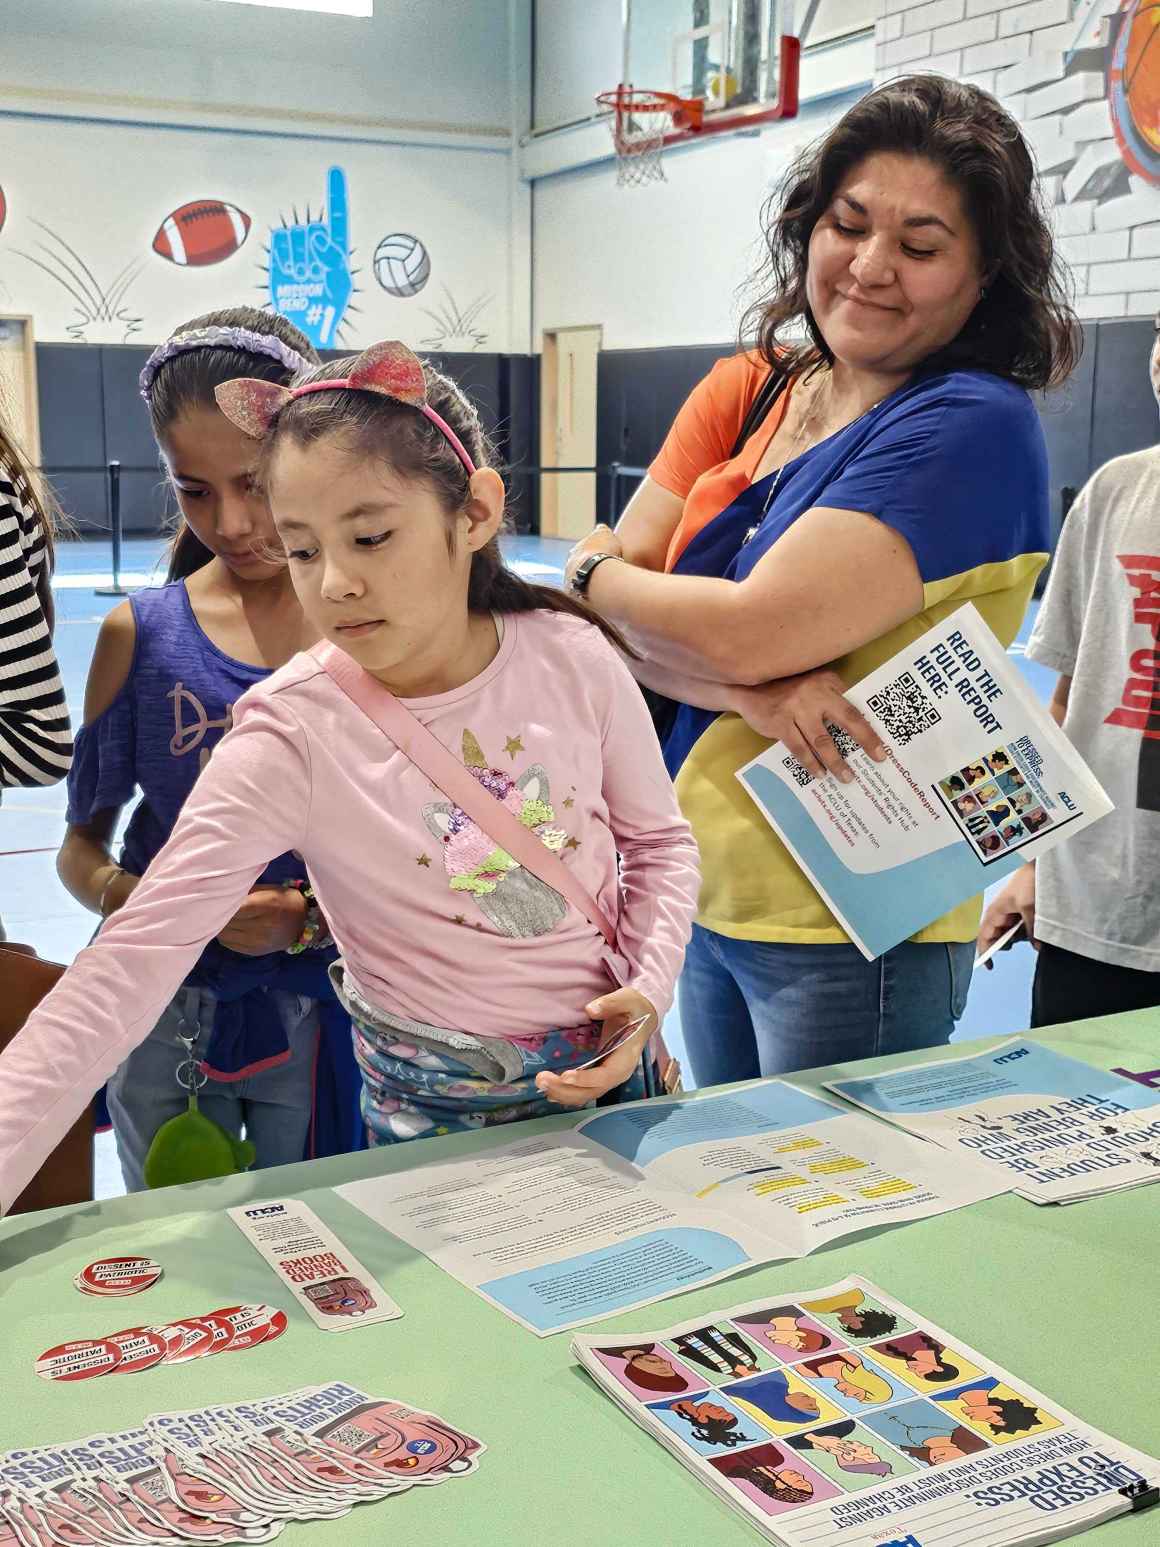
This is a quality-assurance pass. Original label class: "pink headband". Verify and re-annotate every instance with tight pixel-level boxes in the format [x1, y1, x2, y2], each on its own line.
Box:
[214, 340, 477, 476]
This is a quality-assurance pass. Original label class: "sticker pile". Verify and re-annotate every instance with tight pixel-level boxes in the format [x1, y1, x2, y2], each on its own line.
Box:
[74, 1258, 164, 1298]
[36, 1304, 288, 1382]
[0, 1381, 484, 1543]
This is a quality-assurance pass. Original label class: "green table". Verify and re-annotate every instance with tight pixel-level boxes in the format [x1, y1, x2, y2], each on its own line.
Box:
[4, 1008, 1159, 1544]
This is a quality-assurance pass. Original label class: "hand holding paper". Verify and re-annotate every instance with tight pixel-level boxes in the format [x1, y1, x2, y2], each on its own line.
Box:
[733, 668, 888, 785]
[736, 605, 1112, 959]
[536, 992, 655, 1107]
[977, 862, 1037, 968]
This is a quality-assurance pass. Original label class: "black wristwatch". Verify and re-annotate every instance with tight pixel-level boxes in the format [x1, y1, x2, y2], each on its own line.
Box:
[570, 551, 623, 597]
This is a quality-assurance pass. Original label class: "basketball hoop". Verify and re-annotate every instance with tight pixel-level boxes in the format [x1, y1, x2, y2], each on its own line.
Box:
[596, 86, 704, 187]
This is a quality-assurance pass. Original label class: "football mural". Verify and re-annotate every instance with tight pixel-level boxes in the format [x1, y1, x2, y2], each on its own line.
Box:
[152, 199, 252, 267]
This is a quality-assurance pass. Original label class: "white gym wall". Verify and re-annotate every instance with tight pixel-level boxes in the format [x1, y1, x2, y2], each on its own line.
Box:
[526, 0, 1160, 350]
[0, 0, 531, 350]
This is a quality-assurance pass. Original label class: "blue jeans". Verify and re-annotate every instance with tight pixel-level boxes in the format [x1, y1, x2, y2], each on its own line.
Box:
[678, 924, 974, 1086]
[105, 985, 320, 1191]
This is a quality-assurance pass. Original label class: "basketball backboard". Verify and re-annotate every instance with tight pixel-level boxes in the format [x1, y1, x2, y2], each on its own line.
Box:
[623, 1, 876, 122]
[626, 0, 797, 121]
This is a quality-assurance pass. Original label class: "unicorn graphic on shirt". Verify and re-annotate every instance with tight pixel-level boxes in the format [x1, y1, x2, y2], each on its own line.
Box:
[421, 729, 569, 938]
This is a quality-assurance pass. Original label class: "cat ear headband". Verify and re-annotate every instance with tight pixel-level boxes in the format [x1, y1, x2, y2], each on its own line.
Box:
[214, 340, 477, 476]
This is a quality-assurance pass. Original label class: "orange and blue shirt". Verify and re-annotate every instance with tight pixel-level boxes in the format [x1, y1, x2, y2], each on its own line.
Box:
[649, 353, 1051, 946]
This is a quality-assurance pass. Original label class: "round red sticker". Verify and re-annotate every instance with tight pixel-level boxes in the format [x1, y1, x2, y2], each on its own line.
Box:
[198, 1310, 251, 1355]
[35, 1339, 120, 1381]
[260, 1308, 288, 1344]
[203, 1304, 273, 1353]
[158, 1318, 217, 1364]
[108, 1326, 168, 1375]
[77, 1257, 162, 1295]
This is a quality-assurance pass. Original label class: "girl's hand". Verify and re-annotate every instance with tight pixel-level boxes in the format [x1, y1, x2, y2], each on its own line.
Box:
[564, 526, 623, 591]
[977, 865, 1037, 968]
[536, 989, 657, 1109]
[731, 668, 886, 784]
[217, 886, 306, 956]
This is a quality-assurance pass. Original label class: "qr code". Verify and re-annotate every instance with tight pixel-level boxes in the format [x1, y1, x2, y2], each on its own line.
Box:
[826, 721, 859, 760]
[781, 754, 814, 789]
[866, 670, 942, 747]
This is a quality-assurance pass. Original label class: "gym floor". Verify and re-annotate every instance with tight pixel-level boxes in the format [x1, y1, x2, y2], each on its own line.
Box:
[0, 536, 1052, 1198]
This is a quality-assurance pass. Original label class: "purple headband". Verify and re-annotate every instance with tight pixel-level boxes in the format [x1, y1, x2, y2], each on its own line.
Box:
[215, 340, 478, 477]
[139, 325, 308, 401]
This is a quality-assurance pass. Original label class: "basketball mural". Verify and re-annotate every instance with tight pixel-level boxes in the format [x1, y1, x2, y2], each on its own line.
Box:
[266, 165, 355, 350]
[373, 232, 431, 297]
[1108, 0, 1160, 186]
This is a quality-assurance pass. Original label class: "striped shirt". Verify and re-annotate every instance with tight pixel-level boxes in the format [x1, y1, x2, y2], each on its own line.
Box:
[0, 458, 72, 788]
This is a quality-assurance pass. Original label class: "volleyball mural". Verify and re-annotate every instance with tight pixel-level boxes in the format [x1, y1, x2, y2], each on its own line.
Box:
[373, 232, 431, 298]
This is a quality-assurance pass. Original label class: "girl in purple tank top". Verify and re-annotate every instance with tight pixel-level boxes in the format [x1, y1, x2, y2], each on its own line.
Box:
[57, 307, 364, 1190]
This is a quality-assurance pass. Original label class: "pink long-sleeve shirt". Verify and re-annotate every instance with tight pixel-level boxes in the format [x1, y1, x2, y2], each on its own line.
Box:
[0, 611, 700, 1210]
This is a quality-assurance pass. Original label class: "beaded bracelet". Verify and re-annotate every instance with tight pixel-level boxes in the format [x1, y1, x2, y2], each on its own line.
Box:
[284, 881, 332, 954]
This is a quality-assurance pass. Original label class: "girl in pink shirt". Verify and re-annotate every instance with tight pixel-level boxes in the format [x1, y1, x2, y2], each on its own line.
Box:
[0, 344, 699, 1209]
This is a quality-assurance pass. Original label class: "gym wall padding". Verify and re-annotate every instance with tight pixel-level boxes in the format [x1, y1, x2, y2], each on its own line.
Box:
[34, 345, 534, 537]
[36, 317, 1156, 544]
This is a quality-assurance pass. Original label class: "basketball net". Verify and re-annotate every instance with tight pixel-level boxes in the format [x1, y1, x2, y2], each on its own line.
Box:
[596, 87, 702, 187]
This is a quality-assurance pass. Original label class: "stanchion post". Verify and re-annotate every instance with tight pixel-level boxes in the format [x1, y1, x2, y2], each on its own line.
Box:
[94, 460, 127, 597]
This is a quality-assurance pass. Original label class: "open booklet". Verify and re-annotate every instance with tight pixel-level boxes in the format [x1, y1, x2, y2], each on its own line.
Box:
[336, 1080, 1005, 1336]
[736, 603, 1113, 959]
[572, 1275, 1159, 1547]
[826, 1038, 1160, 1205]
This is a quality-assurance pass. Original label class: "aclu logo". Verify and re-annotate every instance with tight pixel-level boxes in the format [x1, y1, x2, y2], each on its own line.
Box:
[243, 1204, 288, 1219]
[994, 1047, 1030, 1065]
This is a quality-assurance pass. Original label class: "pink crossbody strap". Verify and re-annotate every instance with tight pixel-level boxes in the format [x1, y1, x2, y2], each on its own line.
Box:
[310, 640, 618, 949]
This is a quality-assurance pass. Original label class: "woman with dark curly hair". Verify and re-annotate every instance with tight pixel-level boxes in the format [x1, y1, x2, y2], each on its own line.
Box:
[565, 74, 1079, 1084]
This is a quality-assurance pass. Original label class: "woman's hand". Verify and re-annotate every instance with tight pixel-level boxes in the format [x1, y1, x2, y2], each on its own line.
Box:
[535, 988, 656, 1109]
[977, 865, 1037, 968]
[731, 668, 887, 783]
[216, 885, 307, 956]
[98, 866, 140, 918]
[564, 525, 623, 592]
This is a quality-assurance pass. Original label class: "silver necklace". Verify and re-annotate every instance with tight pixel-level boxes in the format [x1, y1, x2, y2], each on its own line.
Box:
[759, 373, 833, 519]
[744, 372, 882, 542]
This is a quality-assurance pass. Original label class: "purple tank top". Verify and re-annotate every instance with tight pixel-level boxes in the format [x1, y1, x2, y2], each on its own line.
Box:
[67, 580, 300, 886]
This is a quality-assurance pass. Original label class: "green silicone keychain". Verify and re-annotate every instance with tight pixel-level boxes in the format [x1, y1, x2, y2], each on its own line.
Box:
[142, 1014, 256, 1189]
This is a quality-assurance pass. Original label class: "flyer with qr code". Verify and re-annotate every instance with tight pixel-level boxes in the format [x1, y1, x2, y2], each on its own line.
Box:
[572, 1275, 1159, 1547]
[736, 604, 1113, 960]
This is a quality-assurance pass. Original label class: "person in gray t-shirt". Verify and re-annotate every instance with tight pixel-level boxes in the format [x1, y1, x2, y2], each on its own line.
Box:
[978, 315, 1160, 1025]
